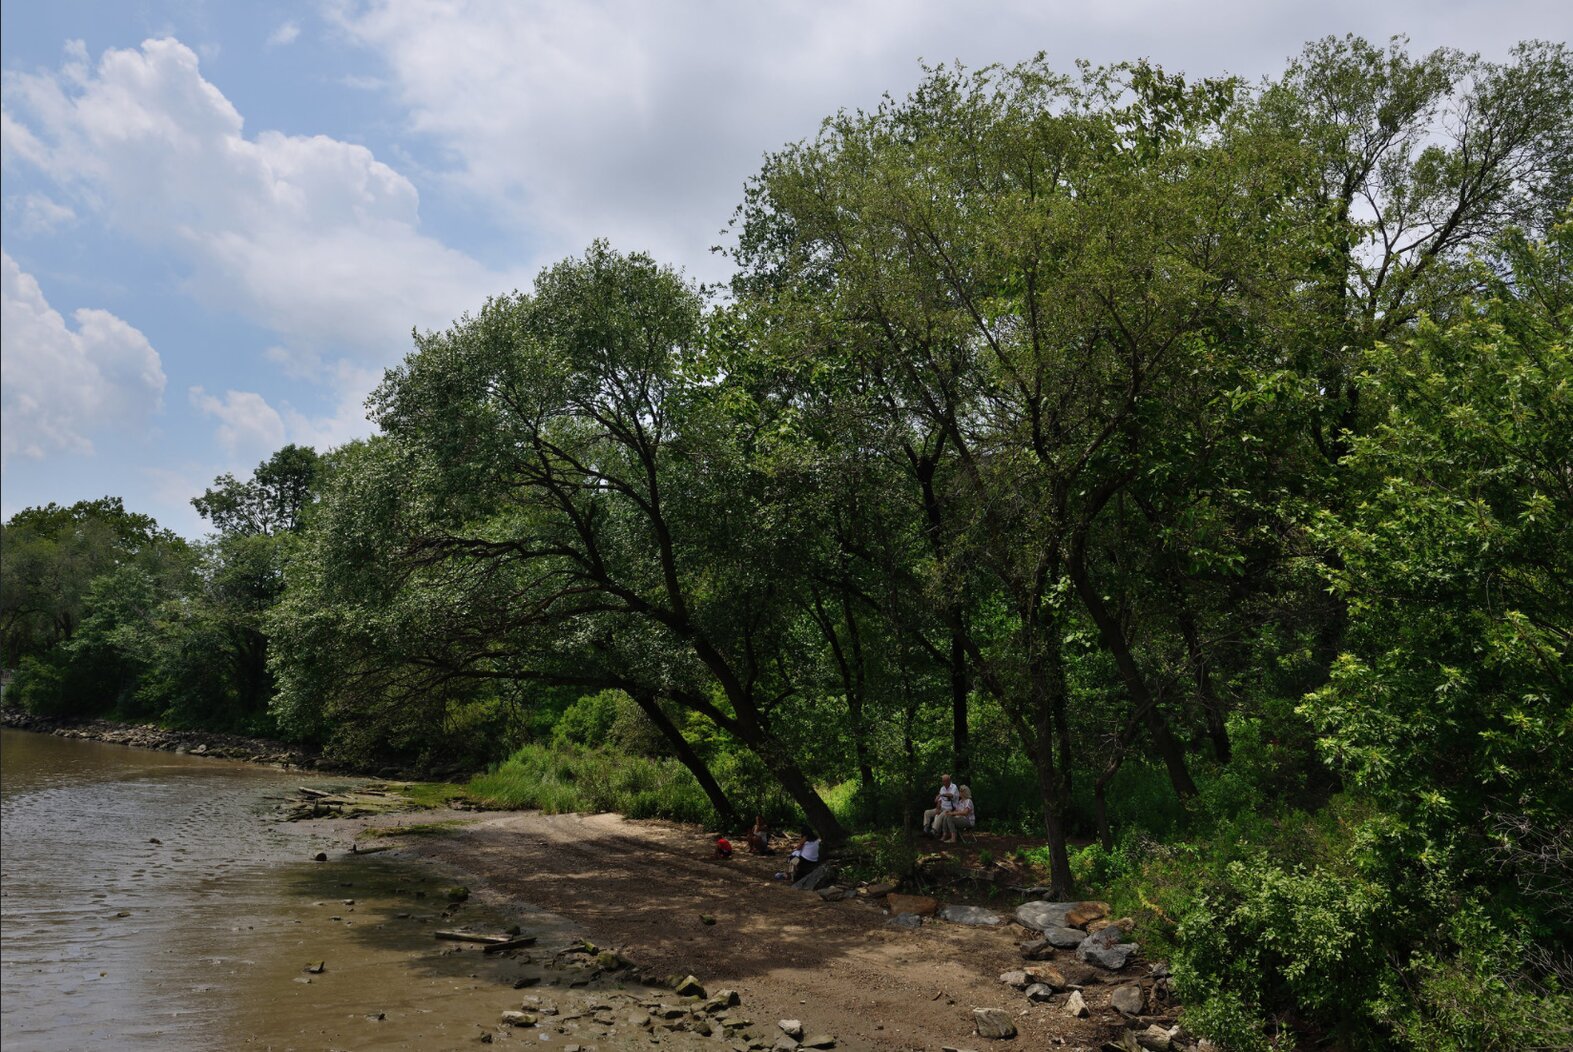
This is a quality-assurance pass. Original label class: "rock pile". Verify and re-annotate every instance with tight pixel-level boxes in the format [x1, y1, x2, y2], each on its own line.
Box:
[488, 976, 839, 1051]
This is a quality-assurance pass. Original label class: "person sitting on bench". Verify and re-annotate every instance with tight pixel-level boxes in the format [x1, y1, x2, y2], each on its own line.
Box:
[938, 785, 975, 843]
[923, 773, 959, 836]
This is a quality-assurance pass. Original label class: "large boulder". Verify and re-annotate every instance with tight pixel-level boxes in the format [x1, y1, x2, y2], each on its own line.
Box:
[972, 1008, 1017, 1040]
[1014, 901, 1077, 931]
[940, 904, 1004, 926]
[886, 894, 941, 917]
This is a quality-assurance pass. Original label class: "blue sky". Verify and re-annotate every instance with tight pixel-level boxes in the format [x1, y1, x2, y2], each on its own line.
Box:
[3, 1, 1568, 537]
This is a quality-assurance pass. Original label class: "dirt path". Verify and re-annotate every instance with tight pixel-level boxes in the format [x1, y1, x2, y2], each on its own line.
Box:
[322, 809, 1168, 1051]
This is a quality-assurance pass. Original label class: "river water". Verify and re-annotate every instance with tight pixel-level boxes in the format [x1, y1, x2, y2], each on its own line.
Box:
[0, 728, 583, 1050]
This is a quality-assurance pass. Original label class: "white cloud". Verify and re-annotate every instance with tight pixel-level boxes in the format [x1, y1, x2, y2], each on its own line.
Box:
[6, 193, 77, 235]
[269, 21, 302, 47]
[2, 37, 519, 358]
[1, 250, 166, 465]
[189, 385, 286, 456]
[332, 0, 1567, 282]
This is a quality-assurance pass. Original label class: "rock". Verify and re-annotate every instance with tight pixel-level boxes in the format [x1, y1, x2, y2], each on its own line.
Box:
[886, 894, 940, 917]
[1015, 901, 1077, 931]
[1077, 925, 1137, 970]
[624, 1009, 653, 1028]
[673, 975, 706, 998]
[1065, 902, 1110, 928]
[1042, 925, 1088, 948]
[1062, 990, 1088, 1018]
[972, 1008, 1017, 1040]
[818, 886, 853, 902]
[1019, 938, 1056, 961]
[1135, 1025, 1171, 1051]
[772, 1038, 799, 1052]
[1056, 961, 1100, 986]
[513, 977, 540, 989]
[802, 1037, 835, 1049]
[885, 913, 923, 930]
[778, 1020, 804, 1039]
[1079, 942, 1137, 970]
[303, 961, 325, 974]
[1149, 962, 1170, 979]
[1109, 985, 1145, 1016]
[313, 852, 328, 862]
[940, 904, 1004, 926]
[1025, 964, 1067, 989]
[1024, 983, 1055, 1003]
[792, 866, 837, 892]
[998, 970, 1029, 989]
[501, 1011, 537, 1027]
[861, 883, 896, 898]
[704, 990, 742, 1011]
[700, 913, 717, 925]
[1087, 916, 1135, 935]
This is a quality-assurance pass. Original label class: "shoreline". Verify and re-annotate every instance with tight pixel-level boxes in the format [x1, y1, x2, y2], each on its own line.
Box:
[317, 807, 1186, 1052]
[0, 706, 328, 770]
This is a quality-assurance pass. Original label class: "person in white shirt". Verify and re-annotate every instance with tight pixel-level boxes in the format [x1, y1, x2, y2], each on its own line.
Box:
[789, 830, 822, 882]
[938, 785, 975, 843]
[923, 773, 959, 836]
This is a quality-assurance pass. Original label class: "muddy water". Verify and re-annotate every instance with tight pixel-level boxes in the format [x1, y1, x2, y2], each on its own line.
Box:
[0, 728, 645, 1050]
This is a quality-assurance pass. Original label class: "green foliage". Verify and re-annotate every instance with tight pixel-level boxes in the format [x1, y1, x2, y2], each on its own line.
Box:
[192, 444, 321, 537]
[466, 743, 714, 825]
[552, 690, 668, 758]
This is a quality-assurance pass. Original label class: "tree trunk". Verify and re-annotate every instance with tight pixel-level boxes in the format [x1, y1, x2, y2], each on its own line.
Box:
[949, 619, 971, 785]
[1069, 558, 1199, 799]
[760, 744, 848, 846]
[633, 692, 739, 828]
[1034, 747, 1075, 898]
[1178, 607, 1231, 763]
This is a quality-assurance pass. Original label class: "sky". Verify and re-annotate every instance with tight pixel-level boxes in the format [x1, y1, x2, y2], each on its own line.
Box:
[2, 2, 1568, 538]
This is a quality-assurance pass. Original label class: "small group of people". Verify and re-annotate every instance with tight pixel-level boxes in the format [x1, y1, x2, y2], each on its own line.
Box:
[713, 814, 821, 882]
[714, 814, 775, 859]
[922, 772, 976, 843]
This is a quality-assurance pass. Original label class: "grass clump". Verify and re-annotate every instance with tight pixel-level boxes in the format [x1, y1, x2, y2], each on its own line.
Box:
[464, 742, 715, 825]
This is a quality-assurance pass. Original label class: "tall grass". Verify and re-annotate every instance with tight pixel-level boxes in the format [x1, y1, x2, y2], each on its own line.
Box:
[464, 743, 716, 825]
